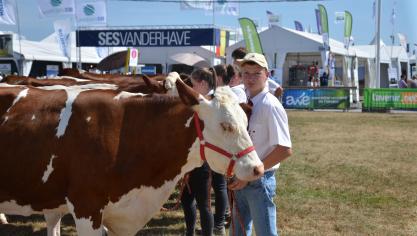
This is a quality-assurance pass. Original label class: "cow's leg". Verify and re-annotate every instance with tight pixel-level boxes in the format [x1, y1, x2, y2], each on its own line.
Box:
[0, 213, 7, 224]
[44, 212, 62, 236]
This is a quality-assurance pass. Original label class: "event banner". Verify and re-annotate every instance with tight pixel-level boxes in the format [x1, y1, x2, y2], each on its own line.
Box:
[239, 17, 263, 54]
[77, 28, 219, 47]
[283, 88, 350, 109]
[364, 89, 417, 110]
[344, 11, 352, 49]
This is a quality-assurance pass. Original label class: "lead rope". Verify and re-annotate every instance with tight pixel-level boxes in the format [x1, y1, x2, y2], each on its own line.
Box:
[228, 189, 247, 236]
[163, 174, 191, 211]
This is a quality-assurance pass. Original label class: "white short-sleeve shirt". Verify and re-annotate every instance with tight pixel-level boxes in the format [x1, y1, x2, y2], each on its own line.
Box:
[248, 87, 291, 171]
[230, 84, 247, 103]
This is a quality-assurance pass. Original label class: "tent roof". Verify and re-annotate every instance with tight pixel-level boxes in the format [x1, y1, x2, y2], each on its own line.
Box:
[226, 25, 370, 63]
[383, 46, 409, 61]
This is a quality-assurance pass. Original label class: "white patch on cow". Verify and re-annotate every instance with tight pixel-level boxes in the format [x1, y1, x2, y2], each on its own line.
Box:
[66, 198, 103, 235]
[114, 91, 146, 100]
[42, 154, 58, 183]
[6, 88, 29, 113]
[0, 200, 67, 219]
[54, 76, 90, 82]
[0, 213, 7, 224]
[1, 116, 8, 125]
[0, 83, 25, 88]
[0, 200, 36, 216]
[39, 84, 117, 91]
[41, 84, 117, 138]
[86, 116, 91, 123]
[31, 114, 36, 121]
[101, 154, 200, 236]
[185, 115, 193, 128]
[56, 89, 81, 138]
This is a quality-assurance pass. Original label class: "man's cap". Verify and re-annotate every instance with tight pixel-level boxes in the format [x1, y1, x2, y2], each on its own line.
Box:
[237, 53, 268, 70]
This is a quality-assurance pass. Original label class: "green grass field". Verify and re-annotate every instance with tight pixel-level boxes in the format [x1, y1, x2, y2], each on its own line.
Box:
[1, 111, 416, 235]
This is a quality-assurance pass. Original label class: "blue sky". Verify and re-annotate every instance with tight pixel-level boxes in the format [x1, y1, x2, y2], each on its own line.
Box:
[1, 0, 416, 48]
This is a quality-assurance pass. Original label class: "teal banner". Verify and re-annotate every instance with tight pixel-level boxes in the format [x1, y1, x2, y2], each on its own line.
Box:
[283, 88, 350, 109]
[364, 88, 417, 110]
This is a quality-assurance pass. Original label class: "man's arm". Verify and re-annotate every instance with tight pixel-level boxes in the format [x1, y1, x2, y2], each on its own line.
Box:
[262, 145, 292, 170]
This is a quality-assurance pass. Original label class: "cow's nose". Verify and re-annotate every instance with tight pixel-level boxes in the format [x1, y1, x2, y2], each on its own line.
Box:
[253, 164, 264, 177]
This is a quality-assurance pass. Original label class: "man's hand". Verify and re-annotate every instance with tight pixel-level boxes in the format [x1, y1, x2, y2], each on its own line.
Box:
[228, 178, 248, 190]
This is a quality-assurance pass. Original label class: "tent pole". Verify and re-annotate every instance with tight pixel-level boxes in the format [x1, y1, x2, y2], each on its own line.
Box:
[375, 0, 381, 88]
[14, 0, 23, 75]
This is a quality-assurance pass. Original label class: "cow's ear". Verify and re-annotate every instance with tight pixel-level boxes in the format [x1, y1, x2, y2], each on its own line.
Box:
[142, 74, 167, 93]
[176, 79, 200, 106]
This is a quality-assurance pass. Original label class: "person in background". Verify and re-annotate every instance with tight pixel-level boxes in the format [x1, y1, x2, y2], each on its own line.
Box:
[181, 68, 215, 236]
[408, 75, 417, 88]
[398, 73, 408, 88]
[320, 71, 329, 87]
[215, 64, 246, 103]
[307, 61, 318, 87]
[231, 47, 282, 99]
[230, 53, 292, 236]
[231, 47, 248, 64]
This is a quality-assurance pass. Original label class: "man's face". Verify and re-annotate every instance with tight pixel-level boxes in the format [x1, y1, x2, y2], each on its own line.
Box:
[241, 63, 268, 97]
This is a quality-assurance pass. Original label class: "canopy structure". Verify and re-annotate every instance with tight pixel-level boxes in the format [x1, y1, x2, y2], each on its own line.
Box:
[170, 52, 210, 68]
[97, 50, 128, 71]
[226, 25, 409, 89]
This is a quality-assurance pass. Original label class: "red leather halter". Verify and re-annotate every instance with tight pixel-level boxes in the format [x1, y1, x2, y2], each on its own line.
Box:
[193, 112, 255, 177]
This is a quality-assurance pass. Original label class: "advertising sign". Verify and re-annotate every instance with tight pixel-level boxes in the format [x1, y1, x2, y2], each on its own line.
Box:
[77, 28, 218, 47]
[139, 65, 156, 75]
[364, 89, 417, 110]
[128, 48, 139, 67]
[283, 88, 350, 109]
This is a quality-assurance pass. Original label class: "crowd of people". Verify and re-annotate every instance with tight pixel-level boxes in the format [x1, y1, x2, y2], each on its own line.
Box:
[398, 72, 417, 88]
[178, 47, 292, 236]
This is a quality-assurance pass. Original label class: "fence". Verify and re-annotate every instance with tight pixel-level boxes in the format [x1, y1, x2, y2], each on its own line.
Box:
[282, 87, 354, 110]
[363, 88, 417, 111]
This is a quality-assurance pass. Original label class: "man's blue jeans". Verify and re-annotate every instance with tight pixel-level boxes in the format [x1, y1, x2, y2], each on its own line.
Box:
[230, 171, 278, 236]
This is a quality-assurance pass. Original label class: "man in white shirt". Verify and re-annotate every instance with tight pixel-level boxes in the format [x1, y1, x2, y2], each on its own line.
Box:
[229, 53, 292, 236]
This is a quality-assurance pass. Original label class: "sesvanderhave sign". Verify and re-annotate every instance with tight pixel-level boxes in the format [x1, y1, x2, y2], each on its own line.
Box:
[76, 28, 220, 47]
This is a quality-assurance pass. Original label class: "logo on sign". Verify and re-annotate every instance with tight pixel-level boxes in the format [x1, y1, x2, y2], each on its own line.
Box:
[83, 4, 95, 16]
[50, 0, 62, 7]
[286, 92, 310, 106]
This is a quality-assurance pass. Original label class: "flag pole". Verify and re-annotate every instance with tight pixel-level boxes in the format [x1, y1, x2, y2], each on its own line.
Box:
[375, 0, 381, 88]
[212, 1, 215, 66]
[13, 0, 23, 75]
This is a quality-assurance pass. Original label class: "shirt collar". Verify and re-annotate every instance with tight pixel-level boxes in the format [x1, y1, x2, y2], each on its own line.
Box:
[248, 86, 269, 106]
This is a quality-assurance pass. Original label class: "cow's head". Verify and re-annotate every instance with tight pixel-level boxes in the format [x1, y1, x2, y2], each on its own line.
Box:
[176, 79, 264, 181]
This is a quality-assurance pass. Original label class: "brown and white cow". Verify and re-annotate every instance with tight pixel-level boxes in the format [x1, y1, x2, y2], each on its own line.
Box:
[0, 80, 263, 236]
[2, 74, 166, 95]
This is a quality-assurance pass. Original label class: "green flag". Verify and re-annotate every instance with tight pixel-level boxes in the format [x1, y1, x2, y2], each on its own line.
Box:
[318, 4, 329, 34]
[238, 17, 263, 54]
[344, 11, 352, 38]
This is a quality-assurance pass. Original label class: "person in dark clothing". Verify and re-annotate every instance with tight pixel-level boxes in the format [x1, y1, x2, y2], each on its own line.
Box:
[320, 72, 329, 87]
[181, 163, 213, 236]
[181, 67, 216, 236]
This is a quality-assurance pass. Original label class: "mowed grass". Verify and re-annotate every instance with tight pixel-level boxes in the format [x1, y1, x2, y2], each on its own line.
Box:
[1, 111, 416, 235]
